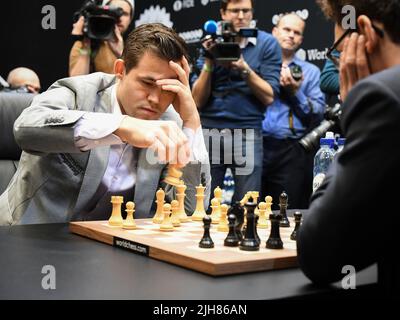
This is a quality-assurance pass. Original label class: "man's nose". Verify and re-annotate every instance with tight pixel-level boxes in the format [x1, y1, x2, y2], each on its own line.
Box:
[148, 86, 161, 105]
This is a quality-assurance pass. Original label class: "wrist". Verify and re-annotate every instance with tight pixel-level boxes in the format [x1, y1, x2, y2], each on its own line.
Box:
[183, 115, 201, 131]
[240, 66, 252, 79]
[202, 63, 214, 73]
[113, 116, 132, 142]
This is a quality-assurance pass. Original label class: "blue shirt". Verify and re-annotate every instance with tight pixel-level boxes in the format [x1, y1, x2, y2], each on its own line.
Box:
[262, 56, 326, 139]
[191, 30, 281, 129]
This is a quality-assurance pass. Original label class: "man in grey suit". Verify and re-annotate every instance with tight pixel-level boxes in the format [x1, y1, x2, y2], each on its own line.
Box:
[0, 23, 210, 225]
[298, 0, 400, 298]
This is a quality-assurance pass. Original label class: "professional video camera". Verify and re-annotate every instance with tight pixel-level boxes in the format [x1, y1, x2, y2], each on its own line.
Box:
[299, 103, 342, 151]
[73, 0, 123, 40]
[202, 20, 258, 62]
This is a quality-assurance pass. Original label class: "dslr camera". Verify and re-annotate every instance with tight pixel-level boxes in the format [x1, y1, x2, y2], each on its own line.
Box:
[202, 20, 258, 62]
[73, 0, 123, 40]
[289, 63, 303, 81]
[299, 103, 342, 151]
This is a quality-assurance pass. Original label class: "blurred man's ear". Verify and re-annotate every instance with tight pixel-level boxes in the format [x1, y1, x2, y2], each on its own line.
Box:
[357, 15, 379, 54]
[272, 26, 278, 37]
[114, 59, 126, 79]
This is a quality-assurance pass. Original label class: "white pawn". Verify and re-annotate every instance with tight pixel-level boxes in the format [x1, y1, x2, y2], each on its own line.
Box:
[170, 200, 181, 227]
[153, 188, 165, 224]
[265, 196, 273, 218]
[217, 204, 229, 232]
[160, 203, 174, 231]
[123, 201, 136, 230]
[257, 202, 268, 229]
[210, 197, 220, 224]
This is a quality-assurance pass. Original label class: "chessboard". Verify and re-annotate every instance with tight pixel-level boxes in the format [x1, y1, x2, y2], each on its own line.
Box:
[69, 217, 298, 276]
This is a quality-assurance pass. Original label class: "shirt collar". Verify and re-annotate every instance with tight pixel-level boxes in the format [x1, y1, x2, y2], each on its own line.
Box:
[239, 36, 257, 49]
[111, 84, 123, 116]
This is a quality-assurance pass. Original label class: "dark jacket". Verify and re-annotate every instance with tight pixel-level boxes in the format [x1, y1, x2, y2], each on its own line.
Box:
[297, 65, 400, 297]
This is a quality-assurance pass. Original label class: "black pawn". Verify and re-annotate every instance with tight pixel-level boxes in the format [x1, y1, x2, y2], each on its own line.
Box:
[199, 215, 214, 248]
[279, 191, 290, 227]
[266, 213, 283, 249]
[290, 211, 302, 241]
[228, 202, 244, 240]
[224, 214, 240, 247]
[239, 201, 259, 251]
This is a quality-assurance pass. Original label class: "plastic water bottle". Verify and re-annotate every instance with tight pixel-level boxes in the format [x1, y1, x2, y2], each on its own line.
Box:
[312, 137, 335, 193]
[223, 168, 235, 204]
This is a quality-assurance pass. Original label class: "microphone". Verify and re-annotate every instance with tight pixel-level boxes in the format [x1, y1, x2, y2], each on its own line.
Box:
[203, 20, 218, 34]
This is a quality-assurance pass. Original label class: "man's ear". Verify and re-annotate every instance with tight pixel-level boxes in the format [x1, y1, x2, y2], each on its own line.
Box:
[220, 9, 226, 20]
[357, 15, 379, 54]
[272, 26, 278, 37]
[114, 59, 126, 79]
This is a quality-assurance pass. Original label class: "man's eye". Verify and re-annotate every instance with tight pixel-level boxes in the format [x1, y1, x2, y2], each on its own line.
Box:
[142, 80, 154, 86]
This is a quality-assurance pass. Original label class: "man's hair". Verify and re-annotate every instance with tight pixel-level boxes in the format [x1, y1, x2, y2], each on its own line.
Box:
[220, 0, 255, 11]
[122, 23, 189, 73]
[317, 0, 400, 43]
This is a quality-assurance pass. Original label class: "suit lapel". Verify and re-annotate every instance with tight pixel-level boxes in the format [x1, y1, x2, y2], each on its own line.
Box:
[74, 86, 113, 213]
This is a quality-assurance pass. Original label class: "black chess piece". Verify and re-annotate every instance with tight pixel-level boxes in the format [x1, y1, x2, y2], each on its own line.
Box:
[290, 211, 302, 241]
[266, 212, 284, 249]
[228, 202, 244, 240]
[224, 214, 240, 247]
[255, 214, 261, 245]
[239, 201, 259, 251]
[279, 191, 290, 227]
[199, 215, 214, 248]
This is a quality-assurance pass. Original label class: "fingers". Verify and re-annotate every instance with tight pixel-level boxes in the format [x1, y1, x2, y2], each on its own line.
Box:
[152, 122, 190, 166]
[343, 33, 358, 88]
[168, 60, 189, 87]
[356, 35, 370, 79]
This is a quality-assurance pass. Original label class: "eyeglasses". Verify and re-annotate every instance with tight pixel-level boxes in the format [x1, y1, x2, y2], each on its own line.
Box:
[225, 8, 253, 15]
[327, 23, 384, 68]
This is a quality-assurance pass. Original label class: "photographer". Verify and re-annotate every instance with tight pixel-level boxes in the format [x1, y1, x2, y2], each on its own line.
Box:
[261, 13, 325, 210]
[69, 0, 134, 76]
[191, 0, 281, 204]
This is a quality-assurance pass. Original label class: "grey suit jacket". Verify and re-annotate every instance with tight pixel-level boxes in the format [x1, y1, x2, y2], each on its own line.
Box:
[0, 72, 211, 225]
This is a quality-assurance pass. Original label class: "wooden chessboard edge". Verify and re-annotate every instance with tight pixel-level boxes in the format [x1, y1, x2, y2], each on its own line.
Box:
[150, 247, 218, 276]
[69, 222, 114, 246]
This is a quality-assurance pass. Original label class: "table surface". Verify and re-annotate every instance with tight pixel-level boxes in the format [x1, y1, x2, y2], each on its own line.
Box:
[0, 221, 378, 300]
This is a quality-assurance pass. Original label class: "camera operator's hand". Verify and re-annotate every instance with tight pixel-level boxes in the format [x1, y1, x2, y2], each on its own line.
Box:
[108, 25, 124, 58]
[230, 55, 250, 72]
[156, 56, 201, 132]
[280, 64, 303, 95]
[339, 33, 370, 101]
[72, 16, 85, 36]
[201, 36, 215, 61]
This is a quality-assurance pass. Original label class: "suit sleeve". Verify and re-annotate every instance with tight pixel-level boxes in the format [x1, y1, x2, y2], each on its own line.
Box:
[14, 85, 86, 155]
[297, 79, 400, 284]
